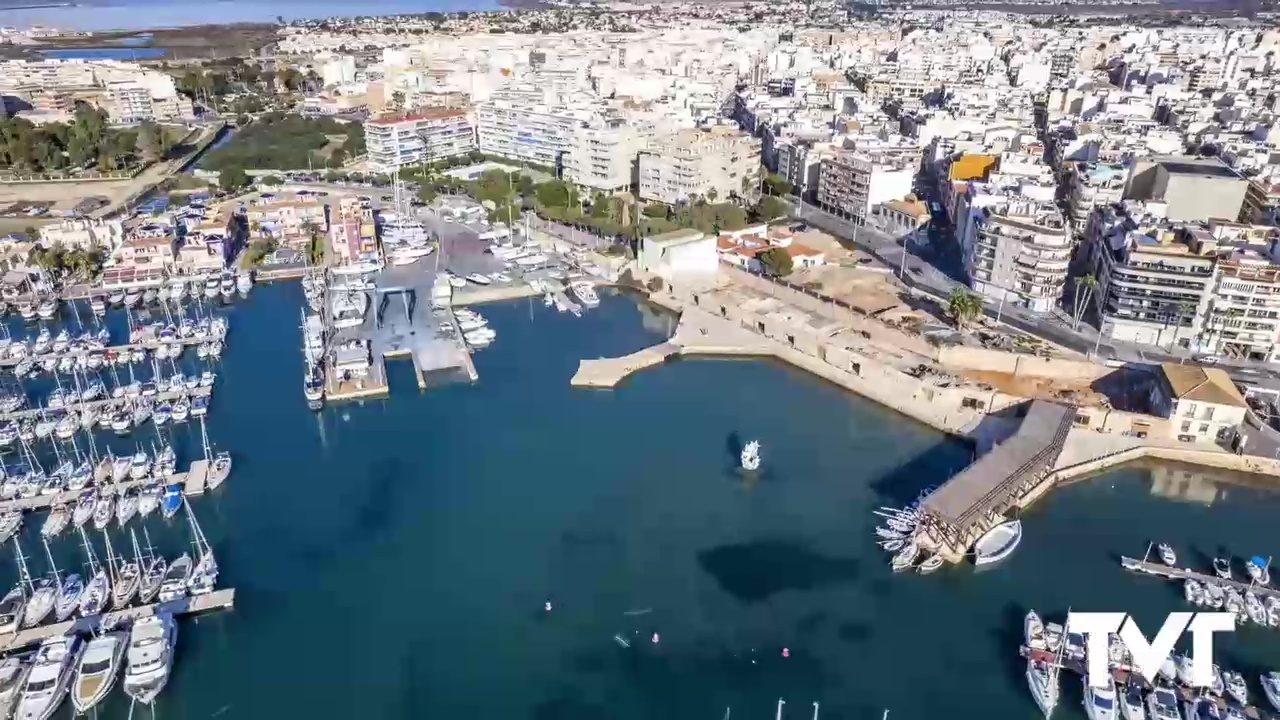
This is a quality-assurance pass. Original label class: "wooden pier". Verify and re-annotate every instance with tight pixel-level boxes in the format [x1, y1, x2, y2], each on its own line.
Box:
[0, 459, 210, 514]
[1119, 555, 1280, 600]
[0, 386, 211, 423]
[0, 588, 235, 654]
[1022, 645, 1277, 719]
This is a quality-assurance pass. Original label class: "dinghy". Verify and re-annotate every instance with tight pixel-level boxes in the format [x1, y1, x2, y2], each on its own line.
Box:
[917, 554, 944, 575]
[973, 520, 1022, 566]
[1025, 610, 1046, 650]
[890, 541, 919, 572]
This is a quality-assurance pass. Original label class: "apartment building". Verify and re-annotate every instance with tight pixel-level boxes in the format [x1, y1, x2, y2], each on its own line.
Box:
[637, 126, 761, 206]
[816, 151, 915, 225]
[564, 117, 652, 194]
[1065, 162, 1127, 238]
[475, 98, 579, 172]
[1124, 156, 1249, 223]
[106, 84, 154, 124]
[365, 109, 476, 174]
[959, 193, 1070, 313]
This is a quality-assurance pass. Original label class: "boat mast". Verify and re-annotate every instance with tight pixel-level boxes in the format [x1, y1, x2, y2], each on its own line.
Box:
[102, 530, 120, 586]
[41, 537, 61, 585]
[199, 416, 213, 462]
[775, 699, 784, 720]
[78, 524, 100, 576]
[13, 538, 33, 594]
[130, 528, 144, 566]
[142, 526, 157, 563]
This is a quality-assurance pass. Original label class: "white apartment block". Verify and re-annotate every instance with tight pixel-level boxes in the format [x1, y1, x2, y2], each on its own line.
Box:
[365, 109, 476, 174]
[960, 194, 1070, 313]
[1, 60, 191, 122]
[565, 118, 652, 195]
[476, 98, 580, 171]
[637, 126, 761, 206]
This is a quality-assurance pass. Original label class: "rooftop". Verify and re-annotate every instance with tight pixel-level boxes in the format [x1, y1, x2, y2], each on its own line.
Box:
[1159, 364, 1246, 409]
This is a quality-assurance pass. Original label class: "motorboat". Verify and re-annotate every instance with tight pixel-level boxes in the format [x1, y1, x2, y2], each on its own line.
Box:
[1026, 659, 1058, 717]
[0, 655, 30, 720]
[1025, 610, 1047, 650]
[71, 631, 126, 714]
[0, 511, 22, 545]
[1222, 669, 1248, 705]
[168, 278, 186, 301]
[918, 554, 944, 574]
[1083, 675, 1118, 720]
[236, 272, 253, 293]
[52, 574, 82, 622]
[79, 569, 109, 617]
[90, 297, 106, 315]
[129, 451, 151, 480]
[890, 541, 919, 571]
[171, 398, 190, 423]
[138, 484, 162, 517]
[112, 562, 139, 608]
[110, 411, 131, 434]
[1246, 592, 1267, 624]
[331, 257, 383, 276]
[157, 554, 191, 602]
[973, 519, 1022, 566]
[123, 288, 141, 307]
[1248, 556, 1271, 585]
[203, 276, 220, 299]
[1184, 696, 1222, 720]
[40, 505, 69, 539]
[1262, 671, 1280, 712]
[16, 635, 83, 720]
[389, 246, 435, 266]
[161, 485, 182, 519]
[36, 298, 57, 320]
[1119, 684, 1145, 720]
[123, 614, 177, 705]
[20, 575, 53, 628]
[220, 275, 235, 298]
[1043, 622, 1064, 654]
[570, 281, 600, 307]
[1146, 687, 1181, 720]
[1214, 557, 1233, 579]
[0, 584, 24, 634]
[138, 557, 166, 604]
[740, 440, 760, 471]
[142, 287, 158, 304]
[1185, 579, 1205, 606]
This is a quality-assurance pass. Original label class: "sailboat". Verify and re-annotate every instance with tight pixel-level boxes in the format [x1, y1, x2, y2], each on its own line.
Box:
[40, 504, 69, 539]
[21, 541, 54, 629]
[71, 630, 126, 714]
[77, 526, 109, 617]
[740, 440, 761, 471]
[49, 537, 81, 623]
[137, 528, 166, 604]
[0, 583, 24, 635]
[185, 497, 218, 595]
[138, 483, 162, 518]
[200, 416, 232, 490]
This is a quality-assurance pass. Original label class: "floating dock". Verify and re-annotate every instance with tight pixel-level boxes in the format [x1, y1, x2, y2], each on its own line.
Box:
[0, 386, 212, 423]
[1119, 555, 1280, 601]
[0, 588, 235, 655]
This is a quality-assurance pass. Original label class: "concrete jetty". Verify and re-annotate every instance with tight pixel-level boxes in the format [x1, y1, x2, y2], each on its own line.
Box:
[1120, 553, 1280, 600]
[0, 386, 212, 423]
[0, 589, 235, 655]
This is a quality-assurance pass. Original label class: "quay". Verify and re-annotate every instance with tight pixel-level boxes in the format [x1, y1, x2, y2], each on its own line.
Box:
[0, 386, 211, 423]
[0, 459, 211, 514]
[1020, 645, 1276, 719]
[1119, 554, 1280, 601]
[0, 588, 235, 655]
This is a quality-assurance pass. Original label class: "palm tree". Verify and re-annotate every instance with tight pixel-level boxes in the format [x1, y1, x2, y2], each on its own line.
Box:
[947, 287, 983, 331]
[1071, 274, 1098, 329]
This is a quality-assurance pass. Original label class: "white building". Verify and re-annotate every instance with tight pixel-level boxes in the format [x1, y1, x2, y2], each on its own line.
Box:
[321, 55, 357, 88]
[638, 127, 761, 206]
[364, 109, 476, 174]
[476, 98, 580, 170]
[565, 117, 652, 194]
[639, 228, 716, 281]
[38, 218, 125, 251]
[959, 192, 1071, 313]
[1149, 364, 1247, 443]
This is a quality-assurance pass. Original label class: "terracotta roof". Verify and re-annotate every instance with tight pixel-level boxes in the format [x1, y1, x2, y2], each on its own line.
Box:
[1159, 364, 1246, 408]
[885, 198, 930, 219]
[783, 243, 823, 258]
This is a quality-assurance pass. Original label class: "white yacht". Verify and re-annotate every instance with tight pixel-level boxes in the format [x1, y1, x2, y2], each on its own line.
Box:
[157, 554, 192, 603]
[0, 656, 31, 720]
[1083, 676, 1118, 720]
[1158, 543, 1177, 566]
[740, 440, 761, 471]
[570, 281, 600, 307]
[71, 631, 126, 714]
[1025, 659, 1058, 717]
[465, 273, 492, 286]
[123, 614, 176, 705]
[1145, 687, 1181, 720]
[17, 634, 83, 720]
[1119, 684, 1146, 720]
[973, 519, 1022, 566]
[388, 245, 434, 266]
[330, 291, 369, 330]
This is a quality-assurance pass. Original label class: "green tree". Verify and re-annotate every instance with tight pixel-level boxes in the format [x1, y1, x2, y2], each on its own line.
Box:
[536, 179, 572, 208]
[753, 196, 789, 222]
[258, 174, 283, 186]
[947, 287, 984, 331]
[219, 166, 249, 191]
[763, 172, 791, 196]
[417, 186, 438, 204]
[137, 121, 166, 163]
[758, 247, 794, 277]
[1071, 274, 1098, 329]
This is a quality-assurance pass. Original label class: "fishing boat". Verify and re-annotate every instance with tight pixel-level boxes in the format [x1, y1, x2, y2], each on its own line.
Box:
[973, 519, 1022, 566]
[123, 614, 176, 705]
[740, 440, 761, 471]
[1214, 557, 1233, 579]
[1026, 659, 1058, 717]
[0, 656, 31, 720]
[71, 631, 126, 714]
[1083, 675, 1118, 720]
[1262, 671, 1280, 712]
[157, 554, 191, 602]
[918, 554, 944, 574]
[1248, 556, 1271, 585]
[0, 584, 24, 634]
[1145, 687, 1181, 720]
[160, 485, 182, 519]
[53, 574, 82, 622]
[41, 504, 69, 539]
[17, 635, 83, 720]
[1025, 610, 1047, 650]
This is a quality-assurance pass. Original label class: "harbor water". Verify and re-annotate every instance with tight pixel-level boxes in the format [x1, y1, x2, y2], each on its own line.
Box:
[8, 282, 1280, 718]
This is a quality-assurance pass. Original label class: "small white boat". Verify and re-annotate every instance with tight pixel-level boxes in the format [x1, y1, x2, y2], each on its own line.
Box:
[465, 273, 492, 286]
[1185, 579, 1205, 606]
[1214, 557, 1232, 579]
[1026, 659, 1058, 717]
[1248, 556, 1271, 585]
[1083, 675, 1118, 720]
[917, 554, 944, 574]
[1158, 543, 1176, 566]
[71, 631, 126, 714]
[890, 541, 919, 571]
[122, 614, 176, 705]
[1025, 610, 1046, 650]
[740, 440, 760, 471]
[1044, 622, 1064, 653]
[570, 281, 600, 307]
[1261, 671, 1280, 712]
[157, 554, 191, 603]
[973, 520, 1022, 566]
[1119, 684, 1145, 720]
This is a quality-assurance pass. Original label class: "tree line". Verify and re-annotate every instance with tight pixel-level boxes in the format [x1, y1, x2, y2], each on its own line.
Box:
[200, 112, 365, 189]
[0, 105, 175, 174]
